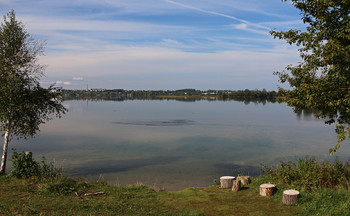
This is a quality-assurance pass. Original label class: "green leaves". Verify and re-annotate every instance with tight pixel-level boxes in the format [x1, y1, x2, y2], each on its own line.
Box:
[0, 10, 66, 138]
[273, 0, 350, 153]
[0, 10, 67, 173]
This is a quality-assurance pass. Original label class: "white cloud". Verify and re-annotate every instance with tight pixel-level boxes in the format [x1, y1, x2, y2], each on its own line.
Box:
[163, 0, 270, 31]
[55, 80, 72, 85]
[73, 77, 84, 81]
[235, 23, 248, 30]
[21, 16, 188, 33]
[260, 20, 304, 29]
[229, 24, 269, 35]
[1, 0, 303, 90]
[40, 43, 300, 87]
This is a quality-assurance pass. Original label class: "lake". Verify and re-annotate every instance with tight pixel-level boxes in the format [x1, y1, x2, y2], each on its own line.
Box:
[9, 99, 350, 191]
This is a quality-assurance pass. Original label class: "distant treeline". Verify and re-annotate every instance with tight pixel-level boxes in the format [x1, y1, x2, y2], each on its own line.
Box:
[61, 88, 283, 104]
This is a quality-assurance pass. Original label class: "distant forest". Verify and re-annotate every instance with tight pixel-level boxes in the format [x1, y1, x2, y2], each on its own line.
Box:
[61, 88, 283, 104]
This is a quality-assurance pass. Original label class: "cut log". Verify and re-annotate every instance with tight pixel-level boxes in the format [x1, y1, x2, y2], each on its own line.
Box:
[282, 190, 300, 205]
[220, 176, 236, 188]
[259, 184, 276, 196]
[237, 176, 250, 185]
[232, 180, 241, 192]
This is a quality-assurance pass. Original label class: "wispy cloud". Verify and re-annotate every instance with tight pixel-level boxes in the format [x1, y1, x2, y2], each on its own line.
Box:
[22, 15, 190, 33]
[55, 81, 72, 85]
[40, 43, 300, 89]
[163, 0, 270, 31]
[73, 77, 84, 81]
[260, 20, 304, 29]
[1, 0, 302, 90]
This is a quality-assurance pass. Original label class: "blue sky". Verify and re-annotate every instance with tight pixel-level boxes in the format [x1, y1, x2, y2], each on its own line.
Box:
[0, 0, 304, 90]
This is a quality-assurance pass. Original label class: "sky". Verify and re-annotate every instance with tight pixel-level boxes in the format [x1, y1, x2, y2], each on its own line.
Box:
[0, 0, 305, 90]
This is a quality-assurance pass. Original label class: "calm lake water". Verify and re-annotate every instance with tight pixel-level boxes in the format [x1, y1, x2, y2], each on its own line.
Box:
[9, 100, 350, 190]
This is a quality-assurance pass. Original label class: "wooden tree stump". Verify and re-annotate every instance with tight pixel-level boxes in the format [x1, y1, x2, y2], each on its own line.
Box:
[220, 176, 236, 188]
[282, 190, 300, 205]
[232, 180, 241, 192]
[259, 184, 276, 196]
[237, 176, 250, 185]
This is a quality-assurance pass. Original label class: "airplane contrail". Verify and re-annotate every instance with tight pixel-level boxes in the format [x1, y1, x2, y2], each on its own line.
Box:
[163, 0, 270, 31]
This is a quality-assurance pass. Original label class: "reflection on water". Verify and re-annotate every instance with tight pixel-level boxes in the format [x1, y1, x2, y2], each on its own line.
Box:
[70, 156, 183, 175]
[112, 119, 195, 126]
[8, 100, 350, 191]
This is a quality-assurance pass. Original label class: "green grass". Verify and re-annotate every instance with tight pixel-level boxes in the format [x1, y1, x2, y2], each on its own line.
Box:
[1, 156, 350, 215]
[253, 174, 350, 216]
[1, 174, 349, 215]
[0, 174, 305, 216]
[260, 157, 350, 192]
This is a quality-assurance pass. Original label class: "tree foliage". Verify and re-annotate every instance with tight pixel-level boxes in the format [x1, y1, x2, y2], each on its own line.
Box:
[0, 10, 66, 173]
[271, 0, 350, 154]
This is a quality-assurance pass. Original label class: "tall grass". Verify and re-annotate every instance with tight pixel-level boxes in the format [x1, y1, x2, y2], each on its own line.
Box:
[9, 150, 89, 195]
[10, 150, 64, 180]
[260, 157, 350, 192]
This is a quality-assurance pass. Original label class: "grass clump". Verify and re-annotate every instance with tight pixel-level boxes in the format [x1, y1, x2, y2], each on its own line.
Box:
[256, 157, 350, 216]
[260, 157, 350, 192]
[9, 150, 88, 195]
[10, 149, 63, 180]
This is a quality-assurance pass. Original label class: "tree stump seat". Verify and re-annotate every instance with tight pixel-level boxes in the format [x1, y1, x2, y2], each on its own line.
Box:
[282, 190, 300, 205]
[259, 183, 276, 196]
[220, 176, 236, 188]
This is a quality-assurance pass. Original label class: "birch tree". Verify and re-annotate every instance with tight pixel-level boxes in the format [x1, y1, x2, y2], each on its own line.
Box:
[0, 10, 66, 174]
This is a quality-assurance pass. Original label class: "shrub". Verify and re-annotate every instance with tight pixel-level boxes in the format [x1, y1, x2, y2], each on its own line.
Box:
[10, 149, 63, 180]
[260, 157, 350, 192]
[39, 157, 64, 180]
[10, 151, 40, 178]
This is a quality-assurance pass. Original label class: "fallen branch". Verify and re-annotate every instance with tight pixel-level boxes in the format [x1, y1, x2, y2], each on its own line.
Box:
[84, 192, 104, 196]
[75, 191, 104, 197]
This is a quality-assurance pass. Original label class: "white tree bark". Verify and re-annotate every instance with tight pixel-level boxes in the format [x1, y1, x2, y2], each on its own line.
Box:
[0, 128, 10, 174]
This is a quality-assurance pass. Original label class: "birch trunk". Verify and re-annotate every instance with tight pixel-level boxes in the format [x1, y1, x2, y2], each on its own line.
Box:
[0, 128, 10, 174]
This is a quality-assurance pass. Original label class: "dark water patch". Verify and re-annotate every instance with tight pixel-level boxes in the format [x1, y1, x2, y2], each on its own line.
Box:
[68, 156, 183, 176]
[174, 136, 243, 155]
[13, 135, 165, 154]
[111, 119, 195, 126]
[270, 155, 350, 165]
[214, 163, 261, 177]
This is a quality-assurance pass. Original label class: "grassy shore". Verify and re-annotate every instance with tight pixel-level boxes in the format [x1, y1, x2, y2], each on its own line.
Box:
[1, 155, 350, 215]
[0, 175, 304, 216]
[1, 174, 350, 215]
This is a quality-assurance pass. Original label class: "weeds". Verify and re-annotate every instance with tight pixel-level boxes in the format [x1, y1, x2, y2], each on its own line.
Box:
[10, 150, 40, 178]
[260, 157, 350, 192]
[9, 150, 89, 195]
[10, 149, 64, 180]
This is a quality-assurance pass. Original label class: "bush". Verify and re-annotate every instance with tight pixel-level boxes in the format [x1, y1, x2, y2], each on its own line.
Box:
[10, 151, 40, 178]
[260, 157, 350, 192]
[9, 150, 89, 195]
[10, 149, 63, 180]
